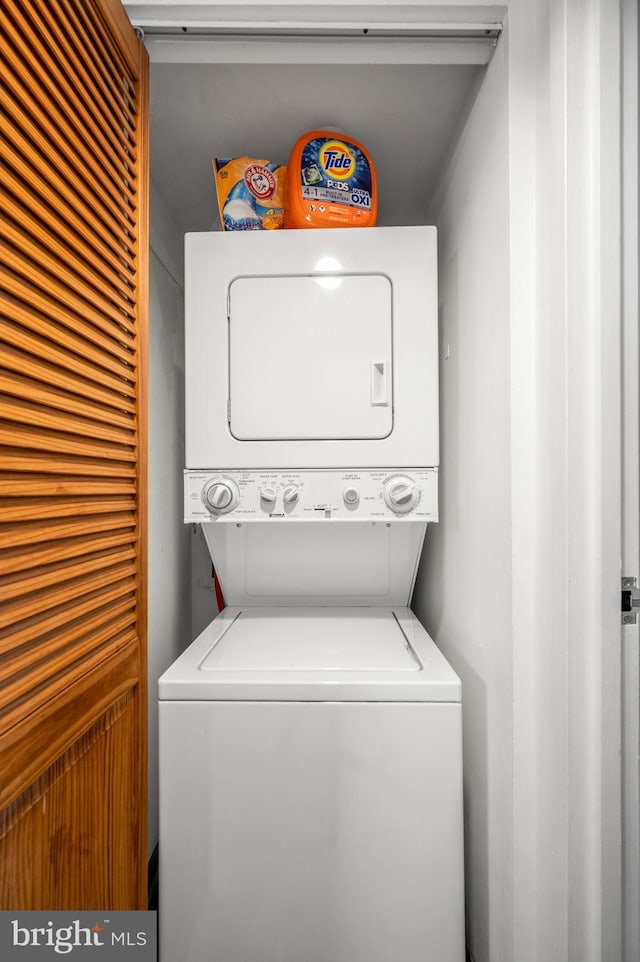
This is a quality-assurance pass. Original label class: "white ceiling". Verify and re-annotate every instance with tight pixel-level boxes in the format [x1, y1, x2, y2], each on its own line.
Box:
[149, 62, 484, 235]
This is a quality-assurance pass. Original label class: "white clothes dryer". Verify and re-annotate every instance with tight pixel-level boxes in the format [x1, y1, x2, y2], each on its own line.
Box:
[159, 606, 464, 962]
[184, 226, 439, 472]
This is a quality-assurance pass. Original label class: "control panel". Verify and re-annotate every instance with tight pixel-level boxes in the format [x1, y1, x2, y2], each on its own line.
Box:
[184, 469, 438, 522]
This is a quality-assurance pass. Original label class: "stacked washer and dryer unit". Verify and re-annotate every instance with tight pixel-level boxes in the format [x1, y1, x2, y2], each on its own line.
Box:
[159, 227, 465, 962]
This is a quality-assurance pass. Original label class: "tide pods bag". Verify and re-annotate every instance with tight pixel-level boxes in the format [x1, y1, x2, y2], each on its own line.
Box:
[214, 157, 287, 231]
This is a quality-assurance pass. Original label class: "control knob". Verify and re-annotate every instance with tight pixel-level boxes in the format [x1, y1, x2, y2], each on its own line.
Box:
[282, 484, 300, 505]
[260, 486, 277, 504]
[383, 476, 418, 514]
[202, 478, 238, 514]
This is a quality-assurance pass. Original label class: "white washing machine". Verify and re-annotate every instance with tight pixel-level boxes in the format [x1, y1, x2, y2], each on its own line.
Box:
[159, 607, 463, 962]
[159, 228, 465, 961]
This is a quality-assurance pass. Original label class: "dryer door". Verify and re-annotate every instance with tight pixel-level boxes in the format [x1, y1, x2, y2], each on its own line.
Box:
[228, 274, 392, 441]
[185, 227, 438, 470]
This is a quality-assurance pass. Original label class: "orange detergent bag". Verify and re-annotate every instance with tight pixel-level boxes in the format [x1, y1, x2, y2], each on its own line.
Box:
[285, 129, 378, 229]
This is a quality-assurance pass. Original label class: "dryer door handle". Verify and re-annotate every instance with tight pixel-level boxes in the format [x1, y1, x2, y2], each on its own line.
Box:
[370, 360, 390, 406]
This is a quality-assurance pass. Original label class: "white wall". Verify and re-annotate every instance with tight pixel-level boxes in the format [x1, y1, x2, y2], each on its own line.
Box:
[147, 183, 192, 852]
[412, 32, 511, 962]
[506, 2, 625, 960]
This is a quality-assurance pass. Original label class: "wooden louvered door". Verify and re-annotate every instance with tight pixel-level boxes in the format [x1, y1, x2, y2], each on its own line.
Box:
[0, 0, 148, 908]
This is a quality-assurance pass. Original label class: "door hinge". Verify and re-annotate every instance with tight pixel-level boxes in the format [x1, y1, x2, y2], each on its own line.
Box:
[621, 576, 640, 624]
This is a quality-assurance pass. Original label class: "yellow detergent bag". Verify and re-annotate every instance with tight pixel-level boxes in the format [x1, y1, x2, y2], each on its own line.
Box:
[214, 157, 287, 230]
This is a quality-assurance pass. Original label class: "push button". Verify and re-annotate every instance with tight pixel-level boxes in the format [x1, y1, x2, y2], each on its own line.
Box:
[343, 487, 360, 505]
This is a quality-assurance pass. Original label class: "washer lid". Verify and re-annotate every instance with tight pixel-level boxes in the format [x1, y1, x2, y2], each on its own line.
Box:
[200, 609, 420, 672]
[159, 607, 461, 703]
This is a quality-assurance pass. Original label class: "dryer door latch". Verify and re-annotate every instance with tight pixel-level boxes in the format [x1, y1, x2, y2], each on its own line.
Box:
[621, 576, 640, 624]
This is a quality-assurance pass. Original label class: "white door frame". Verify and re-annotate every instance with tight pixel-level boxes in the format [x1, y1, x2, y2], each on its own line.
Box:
[621, 0, 640, 958]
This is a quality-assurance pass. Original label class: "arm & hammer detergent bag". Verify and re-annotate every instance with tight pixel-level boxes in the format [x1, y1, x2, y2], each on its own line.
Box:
[214, 157, 287, 230]
[285, 129, 377, 228]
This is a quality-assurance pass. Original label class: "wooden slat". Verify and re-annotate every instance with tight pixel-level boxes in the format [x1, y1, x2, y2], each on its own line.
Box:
[0, 581, 136, 657]
[1, 308, 137, 392]
[2, 217, 135, 329]
[26, 0, 138, 153]
[1, 512, 136, 555]
[2, 161, 136, 278]
[0, 565, 137, 638]
[0, 562, 135, 650]
[0, 495, 136, 523]
[0, 602, 136, 689]
[2, 61, 137, 228]
[0, 451, 137, 478]
[0, 550, 135, 596]
[62, 0, 137, 93]
[30, 0, 137, 143]
[0, 371, 135, 429]
[0, 119, 136, 269]
[0, 630, 138, 738]
[0, 545, 136, 604]
[0, 476, 136, 496]
[0, 344, 136, 416]
[58, 0, 137, 122]
[30, 0, 137, 134]
[2, 231, 136, 333]
[0, 110, 135, 262]
[0, 390, 135, 445]
[0, 396, 136, 446]
[3, 259, 137, 351]
[1, 186, 135, 303]
[7, 1, 138, 168]
[1, 530, 137, 578]
[0, 424, 136, 463]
